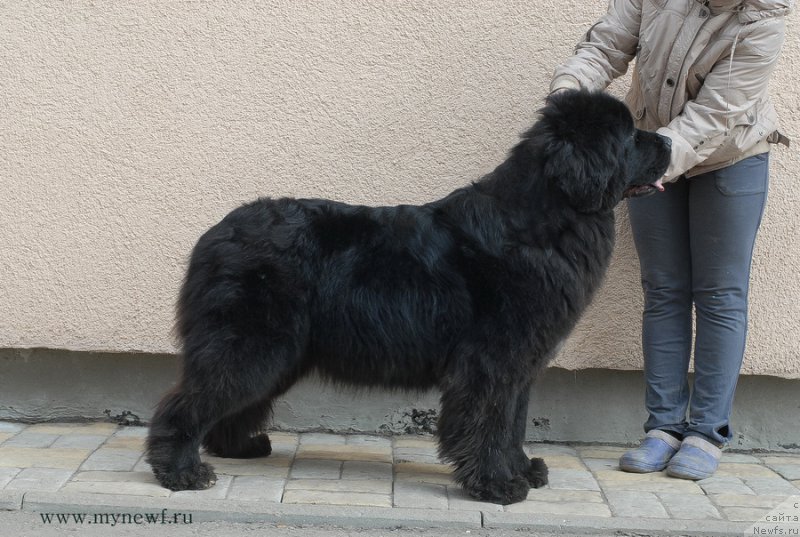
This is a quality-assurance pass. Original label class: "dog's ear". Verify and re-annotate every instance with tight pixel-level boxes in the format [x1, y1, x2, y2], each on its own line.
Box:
[542, 138, 611, 213]
[532, 90, 631, 212]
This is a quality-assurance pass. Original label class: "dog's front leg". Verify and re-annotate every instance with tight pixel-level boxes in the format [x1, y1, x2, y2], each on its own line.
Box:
[509, 380, 548, 488]
[436, 361, 532, 505]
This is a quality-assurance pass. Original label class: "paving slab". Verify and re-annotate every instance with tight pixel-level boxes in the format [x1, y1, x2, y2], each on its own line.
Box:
[0, 447, 92, 469]
[604, 490, 669, 518]
[3, 424, 800, 534]
[299, 433, 347, 445]
[0, 422, 26, 434]
[658, 491, 722, 520]
[108, 426, 148, 438]
[393, 461, 452, 476]
[525, 489, 604, 503]
[526, 443, 580, 457]
[721, 453, 763, 464]
[341, 461, 392, 480]
[51, 434, 109, 450]
[27, 423, 117, 435]
[711, 494, 790, 508]
[289, 459, 342, 479]
[716, 462, 782, 478]
[394, 437, 438, 449]
[296, 444, 392, 463]
[596, 469, 705, 494]
[394, 469, 453, 486]
[4, 468, 74, 492]
[697, 475, 755, 495]
[742, 477, 799, 496]
[285, 478, 391, 495]
[767, 464, 800, 480]
[71, 471, 156, 483]
[0, 490, 23, 511]
[504, 499, 612, 517]
[392, 481, 448, 509]
[578, 446, 628, 459]
[394, 447, 440, 464]
[546, 468, 601, 491]
[282, 489, 392, 508]
[79, 448, 142, 472]
[60, 480, 171, 497]
[0, 468, 21, 489]
[722, 506, 773, 522]
[582, 457, 619, 472]
[345, 435, 392, 448]
[226, 476, 285, 502]
[102, 435, 146, 450]
[3, 432, 59, 448]
[541, 454, 587, 470]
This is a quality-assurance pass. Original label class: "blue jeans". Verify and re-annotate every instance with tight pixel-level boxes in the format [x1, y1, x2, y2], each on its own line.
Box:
[627, 153, 769, 446]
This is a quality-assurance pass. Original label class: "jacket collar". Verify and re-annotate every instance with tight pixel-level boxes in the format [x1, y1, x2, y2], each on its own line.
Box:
[739, 0, 794, 22]
[705, 0, 794, 21]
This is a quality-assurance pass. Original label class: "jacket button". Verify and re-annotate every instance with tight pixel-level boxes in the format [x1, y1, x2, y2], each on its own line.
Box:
[666, 78, 675, 87]
[700, 9, 709, 17]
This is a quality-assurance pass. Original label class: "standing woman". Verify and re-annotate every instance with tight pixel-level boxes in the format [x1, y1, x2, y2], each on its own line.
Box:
[550, 0, 792, 480]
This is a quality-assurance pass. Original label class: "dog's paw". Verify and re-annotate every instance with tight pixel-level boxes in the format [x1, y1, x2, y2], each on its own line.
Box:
[467, 475, 530, 505]
[154, 462, 217, 491]
[227, 434, 273, 459]
[524, 457, 549, 488]
[242, 433, 273, 458]
[205, 433, 272, 459]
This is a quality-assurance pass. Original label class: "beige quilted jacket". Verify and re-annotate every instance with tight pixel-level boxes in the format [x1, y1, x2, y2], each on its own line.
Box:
[550, 0, 792, 181]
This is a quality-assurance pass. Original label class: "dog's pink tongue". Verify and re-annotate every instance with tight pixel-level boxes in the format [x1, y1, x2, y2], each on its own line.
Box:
[624, 177, 666, 199]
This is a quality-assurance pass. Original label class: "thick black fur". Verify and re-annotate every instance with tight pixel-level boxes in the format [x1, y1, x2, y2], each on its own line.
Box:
[146, 90, 671, 505]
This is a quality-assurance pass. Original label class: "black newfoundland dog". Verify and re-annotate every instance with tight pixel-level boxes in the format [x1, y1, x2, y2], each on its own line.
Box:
[147, 90, 671, 505]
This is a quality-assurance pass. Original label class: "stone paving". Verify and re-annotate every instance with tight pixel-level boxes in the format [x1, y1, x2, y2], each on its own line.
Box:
[1, 421, 799, 532]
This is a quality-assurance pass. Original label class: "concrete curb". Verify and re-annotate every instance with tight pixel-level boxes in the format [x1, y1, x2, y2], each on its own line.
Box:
[482, 511, 749, 536]
[0, 491, 23, 511]
[22, 491, 482, 529]
[19, 490, 759, 535]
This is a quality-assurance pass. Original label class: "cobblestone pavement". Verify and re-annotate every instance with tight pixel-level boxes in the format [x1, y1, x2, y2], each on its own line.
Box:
[1, 421, 798, 534]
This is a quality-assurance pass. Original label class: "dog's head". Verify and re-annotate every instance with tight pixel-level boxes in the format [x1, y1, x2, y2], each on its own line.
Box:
[529, 90, 671, 213]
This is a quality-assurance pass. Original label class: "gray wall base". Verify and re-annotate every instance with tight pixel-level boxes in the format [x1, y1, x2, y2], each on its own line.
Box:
[1, 348, 797, 450]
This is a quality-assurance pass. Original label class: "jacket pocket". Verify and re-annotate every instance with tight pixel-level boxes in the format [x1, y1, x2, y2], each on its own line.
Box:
[714, 153, 769, 196]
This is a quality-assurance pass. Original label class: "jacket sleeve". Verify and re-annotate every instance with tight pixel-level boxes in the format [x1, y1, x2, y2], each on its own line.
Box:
[550, 0, 642, 93]
[657, 18, 786, 181]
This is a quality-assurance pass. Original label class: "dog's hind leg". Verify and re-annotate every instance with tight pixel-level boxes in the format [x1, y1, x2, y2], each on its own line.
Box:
[437, 362, 531, 505]
[509, 381, 548, 488]
[145, 336, 303, 491]
[201, 396, 274, 459]
[146, 382, 221, 491]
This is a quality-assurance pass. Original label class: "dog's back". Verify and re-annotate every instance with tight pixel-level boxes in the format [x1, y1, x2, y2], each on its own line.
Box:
[177, 196, 476, 390]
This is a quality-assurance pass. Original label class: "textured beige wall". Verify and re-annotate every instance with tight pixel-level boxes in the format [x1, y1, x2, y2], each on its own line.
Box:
[1, 1, 798, 377]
